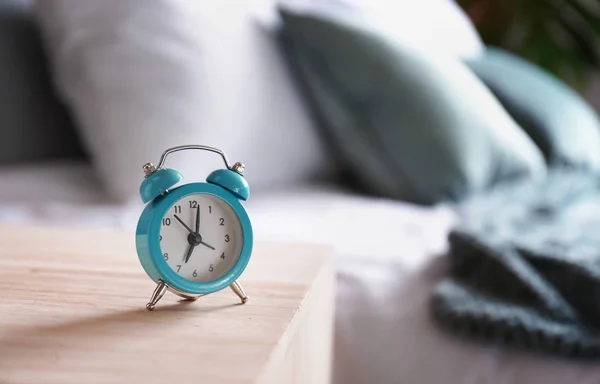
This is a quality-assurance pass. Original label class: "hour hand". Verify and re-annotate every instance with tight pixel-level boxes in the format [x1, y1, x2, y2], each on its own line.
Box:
[173, 214, 194, 234]
[184, 243, 196, 263]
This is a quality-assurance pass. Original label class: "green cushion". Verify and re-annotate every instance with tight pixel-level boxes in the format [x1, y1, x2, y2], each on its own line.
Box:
[467, 48, 600, 170]
[278, 10, 546, 204]
[0, 0, 84, 164]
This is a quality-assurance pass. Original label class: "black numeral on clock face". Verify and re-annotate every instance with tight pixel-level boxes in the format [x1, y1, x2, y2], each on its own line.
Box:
[189, 201, 198, 208]
[208, 264, 214, 272]
[176, 265, 182, 272]
[220, 252, 225, 260]
[162, 218, 171, 226]
[193, 270, 198, 277]
[225, 234, 230, 242]
[219, 218, 225, 226]
[163, 253, 169, 260]
[174, 205, 181, 214]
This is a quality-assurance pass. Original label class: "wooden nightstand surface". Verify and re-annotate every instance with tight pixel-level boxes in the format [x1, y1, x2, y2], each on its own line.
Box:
[0, 225, 334, 384]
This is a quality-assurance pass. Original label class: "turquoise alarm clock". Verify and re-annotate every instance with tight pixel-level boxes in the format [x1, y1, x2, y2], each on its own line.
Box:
[135, 145, 253, 310]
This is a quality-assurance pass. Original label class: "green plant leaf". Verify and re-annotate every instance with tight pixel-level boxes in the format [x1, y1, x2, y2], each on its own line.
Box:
[552, 9, 600, 67]
[457, 0, 600, 90]
[562, 0, 600, 35]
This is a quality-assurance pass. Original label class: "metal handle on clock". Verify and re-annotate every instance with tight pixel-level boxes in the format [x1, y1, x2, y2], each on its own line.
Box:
[156, 145, 232, 170]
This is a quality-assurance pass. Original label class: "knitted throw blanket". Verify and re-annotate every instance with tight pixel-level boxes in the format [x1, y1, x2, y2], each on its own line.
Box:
[431, 170, 600, 359]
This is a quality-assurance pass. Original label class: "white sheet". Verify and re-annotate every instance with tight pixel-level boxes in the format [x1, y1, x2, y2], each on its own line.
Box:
[1, 161, 599, 383]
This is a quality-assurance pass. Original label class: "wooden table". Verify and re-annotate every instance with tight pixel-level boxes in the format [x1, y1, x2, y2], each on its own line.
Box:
[0, 225, 334, 384]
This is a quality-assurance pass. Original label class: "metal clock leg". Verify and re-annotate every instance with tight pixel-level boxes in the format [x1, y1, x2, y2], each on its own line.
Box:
[146, 281, 168, 311]
[230, 281, 249, 304]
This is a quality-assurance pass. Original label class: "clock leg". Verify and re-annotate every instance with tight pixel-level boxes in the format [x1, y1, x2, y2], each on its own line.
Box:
[146, 281, 168, 311]
[230, 281, 249, 304]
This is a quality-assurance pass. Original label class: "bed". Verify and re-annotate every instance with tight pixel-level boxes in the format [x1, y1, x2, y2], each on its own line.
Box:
[2, 161, 599, 384]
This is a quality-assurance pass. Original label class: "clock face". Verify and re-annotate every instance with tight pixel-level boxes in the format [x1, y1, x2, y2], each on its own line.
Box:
[159, 194, 243, 283]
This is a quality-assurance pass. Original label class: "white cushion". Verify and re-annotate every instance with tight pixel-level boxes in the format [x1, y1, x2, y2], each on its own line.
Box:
[35, 0, 335, 202]
[361, 0, 484, 59]
[276, 0, 485, 59]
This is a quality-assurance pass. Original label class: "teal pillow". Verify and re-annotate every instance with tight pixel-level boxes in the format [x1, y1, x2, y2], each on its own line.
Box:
[0, 0, 84, 164]
[278, 10, 546, 204]
[467, 48, 600, 170]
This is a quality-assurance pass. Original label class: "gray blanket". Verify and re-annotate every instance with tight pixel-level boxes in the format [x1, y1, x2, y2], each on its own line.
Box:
[431, 169, 600, 359]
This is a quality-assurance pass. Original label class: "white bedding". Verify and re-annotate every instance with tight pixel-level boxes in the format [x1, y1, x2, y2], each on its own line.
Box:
[2, 161, 599, 383]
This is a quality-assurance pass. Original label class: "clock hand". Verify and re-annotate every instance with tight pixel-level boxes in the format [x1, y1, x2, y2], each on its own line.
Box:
[192, 204, 214, 249]
[200, 240, 215, 250]
[173, 214, 194, 234]
[184, 243, 196, 263]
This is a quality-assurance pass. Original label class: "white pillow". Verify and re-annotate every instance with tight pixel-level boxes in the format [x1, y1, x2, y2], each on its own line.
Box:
[359, 0, 484, 59]
[276, 0, 484, 59]
[35, 0, 336, 202]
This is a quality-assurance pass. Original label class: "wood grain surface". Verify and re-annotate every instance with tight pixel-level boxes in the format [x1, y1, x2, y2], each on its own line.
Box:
[0, 224, 334, 384]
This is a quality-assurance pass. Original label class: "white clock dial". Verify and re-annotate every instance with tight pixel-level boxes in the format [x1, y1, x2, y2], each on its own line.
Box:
[159, 194, 243, 282]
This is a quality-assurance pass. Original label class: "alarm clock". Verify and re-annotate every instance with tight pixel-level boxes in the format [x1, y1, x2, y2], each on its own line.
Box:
[135, 145, 253, 310]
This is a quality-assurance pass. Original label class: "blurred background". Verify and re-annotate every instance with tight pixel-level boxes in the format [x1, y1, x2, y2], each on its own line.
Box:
[2, 0, 600, 383]
[458, 0, 600, 107]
